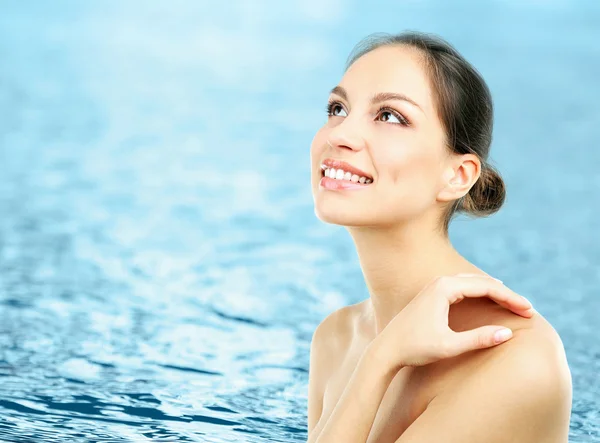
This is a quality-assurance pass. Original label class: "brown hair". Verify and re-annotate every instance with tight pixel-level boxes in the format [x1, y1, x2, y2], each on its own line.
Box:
[345, 31, 506, 235]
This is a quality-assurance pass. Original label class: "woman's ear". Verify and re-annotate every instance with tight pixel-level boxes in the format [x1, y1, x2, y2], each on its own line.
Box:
[436, 155, 481, 202]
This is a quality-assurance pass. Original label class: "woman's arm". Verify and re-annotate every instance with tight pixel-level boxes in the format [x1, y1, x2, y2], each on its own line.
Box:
[391, 330, 572, 443]
[308, 275, 536, 443]
[309, 343, 398, 443]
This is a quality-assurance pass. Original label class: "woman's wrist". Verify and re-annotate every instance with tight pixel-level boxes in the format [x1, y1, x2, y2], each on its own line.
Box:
[364, 337, 405, 378]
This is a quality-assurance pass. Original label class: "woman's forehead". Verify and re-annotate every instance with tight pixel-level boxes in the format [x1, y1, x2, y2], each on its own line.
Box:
[339, 45, 434, 113]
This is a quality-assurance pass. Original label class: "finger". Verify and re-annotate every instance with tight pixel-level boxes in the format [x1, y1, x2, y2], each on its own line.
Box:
[453, 273, 503, 284]
[450, 275, 532, 310]
[447, 325, 513, 357]
[452, 274, 521, 311]
[442, 276, 534, 318]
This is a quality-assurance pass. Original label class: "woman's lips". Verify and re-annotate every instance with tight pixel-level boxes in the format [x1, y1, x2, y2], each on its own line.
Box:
[319, 175, 372, 191]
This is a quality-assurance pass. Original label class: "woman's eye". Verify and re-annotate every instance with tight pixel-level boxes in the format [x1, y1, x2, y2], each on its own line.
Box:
[380, 111, 398, 123]
[326, 102, 347, 117]
[376, 108, 409, 126]
[325, 102, 408, 125]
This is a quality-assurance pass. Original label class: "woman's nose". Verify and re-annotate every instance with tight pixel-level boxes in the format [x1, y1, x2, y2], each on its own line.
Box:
[326, 118, 366, 152]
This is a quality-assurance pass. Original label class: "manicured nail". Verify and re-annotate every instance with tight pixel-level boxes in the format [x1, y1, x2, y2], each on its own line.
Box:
[494, 328, 512, 343]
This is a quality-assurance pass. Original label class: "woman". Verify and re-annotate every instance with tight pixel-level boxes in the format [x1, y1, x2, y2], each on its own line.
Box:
[307, 32, 572, 443]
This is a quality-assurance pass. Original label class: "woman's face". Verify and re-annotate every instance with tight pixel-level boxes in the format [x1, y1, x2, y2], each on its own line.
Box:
[310, 45, 452, 228]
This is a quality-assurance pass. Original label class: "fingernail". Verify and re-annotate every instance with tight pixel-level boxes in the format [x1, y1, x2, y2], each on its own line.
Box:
[493, 278, 503, 284]
[494, 328, 513, 343]
[522, 296, 532, 308]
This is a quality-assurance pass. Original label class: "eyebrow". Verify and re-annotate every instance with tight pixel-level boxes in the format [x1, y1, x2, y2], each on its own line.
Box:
[329, 85, 424, 113]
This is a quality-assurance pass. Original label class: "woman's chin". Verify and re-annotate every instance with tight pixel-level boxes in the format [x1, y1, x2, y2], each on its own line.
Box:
[313, 205, 374, 227]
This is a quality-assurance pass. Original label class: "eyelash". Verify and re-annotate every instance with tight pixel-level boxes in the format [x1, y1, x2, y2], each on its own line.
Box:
[325, 100, 410, 127]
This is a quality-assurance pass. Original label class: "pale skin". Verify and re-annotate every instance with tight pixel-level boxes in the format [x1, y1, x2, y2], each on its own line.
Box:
[307, 45, 573, 443]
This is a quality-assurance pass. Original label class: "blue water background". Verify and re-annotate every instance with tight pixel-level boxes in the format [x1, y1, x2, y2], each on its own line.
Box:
[1, 1, 599, 442]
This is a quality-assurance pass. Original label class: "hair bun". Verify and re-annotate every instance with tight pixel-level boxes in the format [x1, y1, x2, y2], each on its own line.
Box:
[461, 164, 506, 216]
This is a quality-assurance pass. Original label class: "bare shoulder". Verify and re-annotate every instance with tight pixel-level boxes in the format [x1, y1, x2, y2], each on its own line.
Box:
[451, 300, 571, 374]
[309, 301, 364, 375]
[458, 314, 572, 441]
[401, 311, 573, 442]
[505, 312, 572, 404]
[476, 311, 572, 392]
[486, 307, 571, 379]
[307, 303, 362, 435]
[449, 297, 569, 362]
[429, 302, 573, 414]
[312, 303, 358, 350]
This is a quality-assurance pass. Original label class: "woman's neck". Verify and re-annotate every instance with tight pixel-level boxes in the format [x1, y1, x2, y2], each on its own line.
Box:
[348, 220, 484, 336]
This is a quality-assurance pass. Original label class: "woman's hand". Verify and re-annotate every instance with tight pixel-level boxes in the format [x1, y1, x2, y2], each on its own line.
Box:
[369, 274, 535, 370]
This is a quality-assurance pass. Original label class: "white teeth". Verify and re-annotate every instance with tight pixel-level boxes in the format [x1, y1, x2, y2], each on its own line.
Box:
[322, 167, 372, 184]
